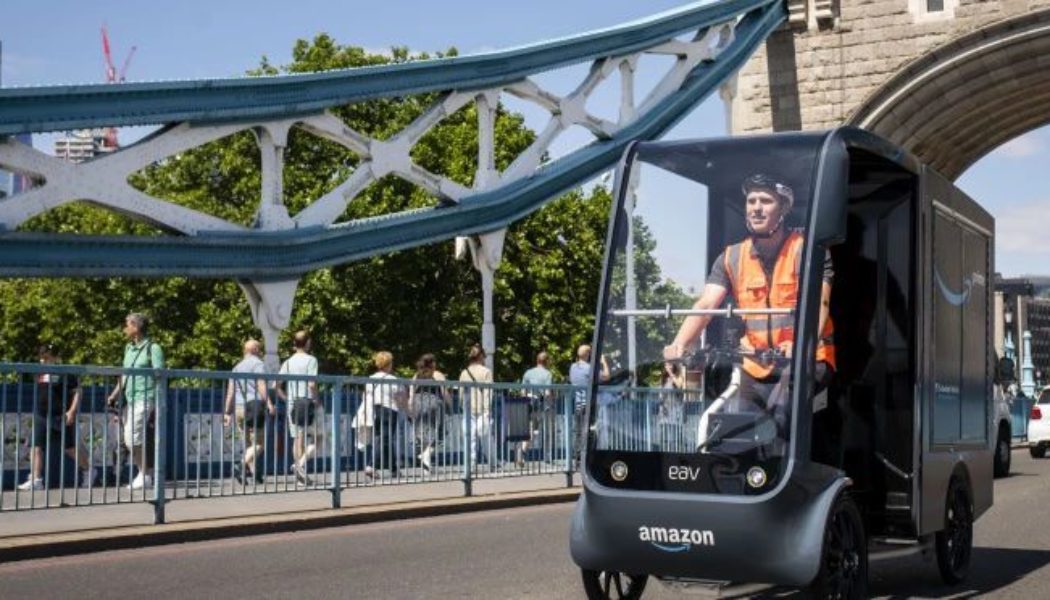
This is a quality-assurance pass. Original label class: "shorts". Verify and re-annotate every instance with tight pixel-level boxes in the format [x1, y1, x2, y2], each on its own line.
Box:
[287, 399, 317, 439]
[243, 400, 268, 431]
[31, 412, 76, 450]
[122, 402, 154, 448]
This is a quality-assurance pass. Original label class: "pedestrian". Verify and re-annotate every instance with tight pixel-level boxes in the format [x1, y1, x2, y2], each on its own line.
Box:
[657, 361, 686, 451]
[354, 351, 407, 479]
[410, 353, 448, 473]
[459, 344, 494, 471]
[18, 344, 97, 491]
[519, 351, 555, 467]
[275, 330, 319, 486]
[567, 344, 609, 463]
[223, 339, 273, 485]
[106, 313, 164, 490]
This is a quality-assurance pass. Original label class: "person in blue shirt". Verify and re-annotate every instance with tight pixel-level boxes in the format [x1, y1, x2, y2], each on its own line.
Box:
[520, 351, 555, 466]
[568, 344, 609, 466]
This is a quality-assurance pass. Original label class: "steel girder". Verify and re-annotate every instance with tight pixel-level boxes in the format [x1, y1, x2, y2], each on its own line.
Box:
[0, 0, 784, 280]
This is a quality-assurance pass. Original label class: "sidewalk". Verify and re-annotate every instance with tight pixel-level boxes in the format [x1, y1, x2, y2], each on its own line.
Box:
[0, 473, 580, 562]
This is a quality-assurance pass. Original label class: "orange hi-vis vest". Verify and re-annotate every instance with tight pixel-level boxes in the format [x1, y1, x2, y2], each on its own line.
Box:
[724, 230, 836, 379]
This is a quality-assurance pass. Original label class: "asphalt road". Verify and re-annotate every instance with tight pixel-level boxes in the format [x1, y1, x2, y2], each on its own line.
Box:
[1, 449, 1048, 599]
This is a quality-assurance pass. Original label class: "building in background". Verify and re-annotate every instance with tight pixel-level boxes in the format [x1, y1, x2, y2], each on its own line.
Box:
[995, 276, 1050, 388]
[54, 129, 114, 163]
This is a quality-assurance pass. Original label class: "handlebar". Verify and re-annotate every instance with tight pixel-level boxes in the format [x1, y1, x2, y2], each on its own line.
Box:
[665, 345, 792, 370]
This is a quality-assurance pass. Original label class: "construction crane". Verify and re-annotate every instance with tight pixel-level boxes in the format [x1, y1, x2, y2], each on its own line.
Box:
[100, 25, 136, 149]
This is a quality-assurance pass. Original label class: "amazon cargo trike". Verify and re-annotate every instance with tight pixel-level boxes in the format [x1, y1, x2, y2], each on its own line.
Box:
[570, 127, 995, 599]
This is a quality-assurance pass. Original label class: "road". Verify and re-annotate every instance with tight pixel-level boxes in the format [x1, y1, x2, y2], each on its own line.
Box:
[1, 449, 1048, 599]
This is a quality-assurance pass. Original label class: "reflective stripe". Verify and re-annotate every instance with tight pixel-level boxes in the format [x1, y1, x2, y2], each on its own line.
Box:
[743, 314, 795, 331]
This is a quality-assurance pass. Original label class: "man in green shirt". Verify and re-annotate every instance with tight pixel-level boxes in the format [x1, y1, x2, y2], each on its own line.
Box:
[107, 313, 165, 490]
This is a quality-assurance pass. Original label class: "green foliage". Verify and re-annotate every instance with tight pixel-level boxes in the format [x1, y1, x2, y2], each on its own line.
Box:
[0, 34, 687, 381]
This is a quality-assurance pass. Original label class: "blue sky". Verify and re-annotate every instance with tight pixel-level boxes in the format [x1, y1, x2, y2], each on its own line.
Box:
[1, 0, 1046, 277]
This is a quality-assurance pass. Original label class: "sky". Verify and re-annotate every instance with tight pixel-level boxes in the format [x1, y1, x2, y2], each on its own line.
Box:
[1, 0, 1047, 279]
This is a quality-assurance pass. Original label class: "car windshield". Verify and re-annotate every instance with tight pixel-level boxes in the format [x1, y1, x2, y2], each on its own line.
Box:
[587, 135, 826, 494]
[1039, 389, 1050, 404]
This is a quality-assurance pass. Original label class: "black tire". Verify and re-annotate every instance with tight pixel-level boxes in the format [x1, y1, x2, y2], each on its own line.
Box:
[994, 426, 1011, 477]
[581, 569, 648, 600]
[809, 493, 868, 600]
[935, 478, 973, 585]
[1030, 444, 1047, 459]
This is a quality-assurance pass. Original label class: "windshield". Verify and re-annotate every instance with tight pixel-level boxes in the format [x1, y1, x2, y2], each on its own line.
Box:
[587, 135, 826, 495]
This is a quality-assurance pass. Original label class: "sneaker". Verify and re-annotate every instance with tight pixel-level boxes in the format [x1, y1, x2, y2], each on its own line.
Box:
[419, 447, 433, 473]
[128, 473, 153, 490]
[294, 464, 312, 486]
[18, 478, 43, 491]
[126, 472, 144, 490]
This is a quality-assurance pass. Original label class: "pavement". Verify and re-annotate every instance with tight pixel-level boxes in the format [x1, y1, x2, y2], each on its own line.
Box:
[1, 449, 1049, 599]
[0, 472, 579, 563]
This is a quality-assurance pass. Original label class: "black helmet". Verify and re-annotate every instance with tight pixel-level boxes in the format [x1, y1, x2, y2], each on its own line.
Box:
[741, 173, 794, 210]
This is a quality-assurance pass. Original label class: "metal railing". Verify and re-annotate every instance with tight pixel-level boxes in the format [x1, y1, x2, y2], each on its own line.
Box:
[0, 363, 581, 523]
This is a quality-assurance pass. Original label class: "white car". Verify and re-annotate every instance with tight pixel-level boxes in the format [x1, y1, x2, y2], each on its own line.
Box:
[1029, 386, 1050, 459]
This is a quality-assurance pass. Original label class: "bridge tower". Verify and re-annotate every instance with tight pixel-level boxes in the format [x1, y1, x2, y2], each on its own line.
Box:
[727, 0, 1050, 178]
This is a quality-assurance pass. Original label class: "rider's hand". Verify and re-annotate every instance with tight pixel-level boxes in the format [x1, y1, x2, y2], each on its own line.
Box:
[663, 343, 684, 361]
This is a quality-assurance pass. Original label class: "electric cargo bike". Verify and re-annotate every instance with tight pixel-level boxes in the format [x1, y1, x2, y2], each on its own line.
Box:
[570, 127, 995, 598]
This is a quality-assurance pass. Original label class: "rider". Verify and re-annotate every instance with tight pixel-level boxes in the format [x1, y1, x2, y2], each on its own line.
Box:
[663, 173, 835, 421]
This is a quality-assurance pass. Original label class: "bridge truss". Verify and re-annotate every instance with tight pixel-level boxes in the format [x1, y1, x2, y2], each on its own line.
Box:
[0, 0, 785, 364]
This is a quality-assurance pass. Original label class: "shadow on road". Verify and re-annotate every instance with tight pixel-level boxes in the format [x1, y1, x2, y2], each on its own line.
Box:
[717, 547, 1050, 599]
[869, 546, 1050, 599]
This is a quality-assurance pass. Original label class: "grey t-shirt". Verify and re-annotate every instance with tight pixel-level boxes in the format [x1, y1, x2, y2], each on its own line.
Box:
[231, 355, 267, 406]
[569, 361, 592, 407]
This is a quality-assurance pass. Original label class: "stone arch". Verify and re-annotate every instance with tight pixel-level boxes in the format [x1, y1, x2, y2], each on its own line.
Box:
[849, 9, 1050, 180]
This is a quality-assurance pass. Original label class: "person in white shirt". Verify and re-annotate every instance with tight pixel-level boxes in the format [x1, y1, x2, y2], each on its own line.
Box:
[459, 344, 494, 471]
[276, 331, 319, 485]
[354, 351, 407, 479]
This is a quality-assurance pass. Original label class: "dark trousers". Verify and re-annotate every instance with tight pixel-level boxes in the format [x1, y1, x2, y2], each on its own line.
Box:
[733, 362, 837, 463]
[367, 406, 401, 475]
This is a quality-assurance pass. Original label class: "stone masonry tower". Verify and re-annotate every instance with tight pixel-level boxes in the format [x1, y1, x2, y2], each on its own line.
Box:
[726, 0, 1050, 179]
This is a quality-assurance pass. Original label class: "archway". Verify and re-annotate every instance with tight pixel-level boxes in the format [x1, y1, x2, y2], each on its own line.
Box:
[850, 9, 1050, 180]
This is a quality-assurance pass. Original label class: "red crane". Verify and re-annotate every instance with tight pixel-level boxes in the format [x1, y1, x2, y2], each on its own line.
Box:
[100, 25, 137, 148]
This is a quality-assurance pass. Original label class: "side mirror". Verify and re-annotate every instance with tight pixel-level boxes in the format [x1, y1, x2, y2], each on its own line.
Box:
[996, 357, 1016, 384]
